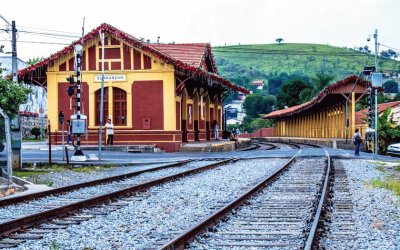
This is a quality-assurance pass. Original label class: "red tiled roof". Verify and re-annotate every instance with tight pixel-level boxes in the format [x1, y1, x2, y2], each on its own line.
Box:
[355, 101, 400, 124]
[252, 80, 264, 84]
[264, 75, 372, 119]
[19, 23, 248, 94]
[151, 43, 208, 68]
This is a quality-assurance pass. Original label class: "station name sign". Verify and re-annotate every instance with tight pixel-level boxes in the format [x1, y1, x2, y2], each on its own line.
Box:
[94, 74, 126, 82]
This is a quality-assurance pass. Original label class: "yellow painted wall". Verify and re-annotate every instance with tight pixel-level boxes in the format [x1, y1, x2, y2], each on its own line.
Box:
[46, 35, 177, 132]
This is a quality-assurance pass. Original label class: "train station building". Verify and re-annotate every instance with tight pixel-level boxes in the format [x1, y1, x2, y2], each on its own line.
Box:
[18, 23, 249, 152]
[263, 75, 373, 139]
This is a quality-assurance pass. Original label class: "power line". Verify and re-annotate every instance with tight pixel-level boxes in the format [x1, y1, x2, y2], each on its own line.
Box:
[18, 25, 80, 35]
[18, 30, 80, 38]
[379, 43, 400, 52]
[0, 39, 69, 45]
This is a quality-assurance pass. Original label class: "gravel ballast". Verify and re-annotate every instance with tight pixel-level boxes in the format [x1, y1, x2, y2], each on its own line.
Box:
[16, 158, 288, 249]
[320, 159, 400, 249]
[0, 161, 217, 223]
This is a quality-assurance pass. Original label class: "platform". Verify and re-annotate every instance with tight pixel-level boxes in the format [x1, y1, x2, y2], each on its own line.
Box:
[255, 137, 364, 150]
[179, 138, 251, 152]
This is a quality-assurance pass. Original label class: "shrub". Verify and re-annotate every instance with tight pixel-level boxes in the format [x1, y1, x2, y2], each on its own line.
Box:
[31, 127, 41, 139]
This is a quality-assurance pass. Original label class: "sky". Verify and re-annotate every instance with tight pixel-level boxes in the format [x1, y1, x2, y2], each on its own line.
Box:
[1, 0, 399, 61]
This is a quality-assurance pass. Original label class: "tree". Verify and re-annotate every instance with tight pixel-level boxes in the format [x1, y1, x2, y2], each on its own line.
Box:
[383, 80, 398, 93]
[276, 79, 311, 108]
[27, 57, 43, 65]
[0, 45, 31, 119]
[299, 73, 334, 102]
[275, 38, 284, 44]
[377, 108, 400, 154]
[242, 93, 276, 119]
[30, 127, 41, 139]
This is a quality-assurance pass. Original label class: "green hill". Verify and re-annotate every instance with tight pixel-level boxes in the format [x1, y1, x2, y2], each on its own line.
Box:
[213, 43, 400, 87]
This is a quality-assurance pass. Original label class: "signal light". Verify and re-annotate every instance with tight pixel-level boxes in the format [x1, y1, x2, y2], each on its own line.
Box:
[66, 75, 75, 84]
[67, 86, 74, 97]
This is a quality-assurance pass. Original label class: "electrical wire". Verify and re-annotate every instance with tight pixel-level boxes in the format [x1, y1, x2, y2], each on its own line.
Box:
[18, 25, 80, 35]
[379, 43, 400, 52]
[18, 30, 80, 38]
[0, 39, 69, 45]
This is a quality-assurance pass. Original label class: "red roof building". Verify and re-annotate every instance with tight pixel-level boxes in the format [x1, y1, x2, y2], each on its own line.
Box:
[18, 23, 249, 152]
[356, 101, 400, 125]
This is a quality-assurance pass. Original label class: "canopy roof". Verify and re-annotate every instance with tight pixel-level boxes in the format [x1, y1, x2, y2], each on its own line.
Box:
[19, 23, 249, 94]
[264, 75, 372, 119]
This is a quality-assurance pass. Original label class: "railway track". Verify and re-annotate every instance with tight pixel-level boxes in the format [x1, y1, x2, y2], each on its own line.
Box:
[0, 160, 192, 207]
[161, 151, 331, 249]
[318, 161, 358, 248]
[0, 159, 235, 247]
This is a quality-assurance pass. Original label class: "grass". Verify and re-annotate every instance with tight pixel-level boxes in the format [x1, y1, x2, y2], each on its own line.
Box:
[214, 43, 400, 80]
[370, 178, 400, 198]
[13, 164, 116, 187]
[22, 137, 47, 142]
[375, 165, 386, 172]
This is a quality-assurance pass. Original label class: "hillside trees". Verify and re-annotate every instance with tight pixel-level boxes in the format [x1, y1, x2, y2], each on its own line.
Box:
[242, 93, 276, 132]
[299, 73, 334, 102]
[276, 79, 311, 109]
[383, 80, 398, 93]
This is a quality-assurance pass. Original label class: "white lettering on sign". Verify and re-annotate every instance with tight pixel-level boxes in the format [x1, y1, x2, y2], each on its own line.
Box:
[94, 75, 126, 82]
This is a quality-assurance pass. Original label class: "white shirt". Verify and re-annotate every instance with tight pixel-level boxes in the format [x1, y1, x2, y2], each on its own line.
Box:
[105, 122, 114, 135]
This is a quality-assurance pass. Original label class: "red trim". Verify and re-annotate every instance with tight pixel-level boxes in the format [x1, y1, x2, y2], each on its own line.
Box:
[59, 62, 66, 71]
[123, 45, 131, 70]
[88, 45, 96, 70]
[143, 54, 151, 69]
[176, 101, 181, 130]
[133, 49, 141, 70]
[111, 62, 121, 70]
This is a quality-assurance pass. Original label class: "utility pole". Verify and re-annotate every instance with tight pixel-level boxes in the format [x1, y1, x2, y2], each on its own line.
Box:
[5, 18, 22, 170]
[98, 31, 105, 160]
[373, 29, 378, 157]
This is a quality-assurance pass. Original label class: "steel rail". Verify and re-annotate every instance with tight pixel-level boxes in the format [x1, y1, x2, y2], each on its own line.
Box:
[0, 160, 192, 207]
[0, 158, 236, 236]
[304, 150, 332, 249]
[160, 155, 297, 250]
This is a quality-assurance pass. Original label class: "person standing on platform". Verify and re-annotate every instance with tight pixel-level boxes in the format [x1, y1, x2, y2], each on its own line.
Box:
[353, 128, 362, 156]
[105, 118, 114, 146]
[213, 120, 219, 141]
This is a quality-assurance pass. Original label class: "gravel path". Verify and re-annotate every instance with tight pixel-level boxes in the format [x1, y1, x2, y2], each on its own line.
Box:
[0, 161, 217, 223]
[16, 158, 288, 250]
[320, 159, 400, 249]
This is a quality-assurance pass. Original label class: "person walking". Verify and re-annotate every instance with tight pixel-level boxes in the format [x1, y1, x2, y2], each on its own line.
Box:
[105, 118, 114, 146]
[353, 128, 362, 156]
[213, 120, 219, 141]
[66, 120, 72, 145]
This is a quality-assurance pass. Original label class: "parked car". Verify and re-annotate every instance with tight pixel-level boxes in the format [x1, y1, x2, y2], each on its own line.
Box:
[387, 143, 400, 156]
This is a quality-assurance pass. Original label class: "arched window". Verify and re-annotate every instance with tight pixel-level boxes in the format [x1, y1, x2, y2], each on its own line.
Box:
[95, 87, 108, 125]
[113, 87, 127, 126]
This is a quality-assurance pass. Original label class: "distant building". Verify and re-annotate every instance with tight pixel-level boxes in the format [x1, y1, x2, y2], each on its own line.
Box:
[0, 56, 28, 77]
[356, 101, 400, 126]
[0, 56, 48, 138]
[252, 80, 264, 90]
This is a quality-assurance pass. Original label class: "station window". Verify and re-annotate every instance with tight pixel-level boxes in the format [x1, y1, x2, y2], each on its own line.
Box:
[95, 87, 109, 125]
[113, 87, 127, 126]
